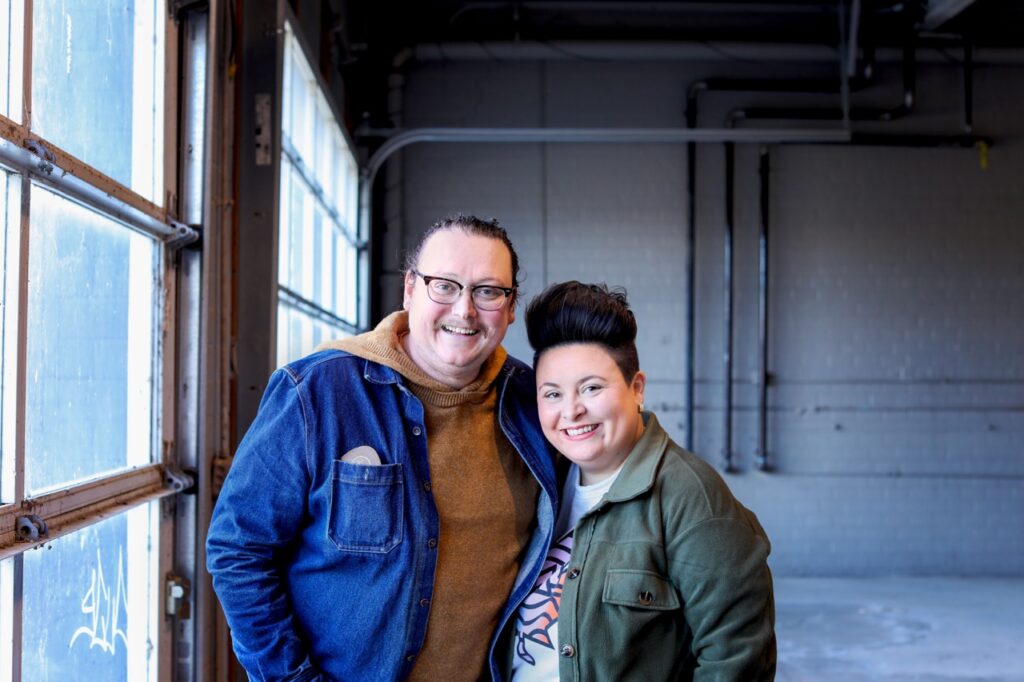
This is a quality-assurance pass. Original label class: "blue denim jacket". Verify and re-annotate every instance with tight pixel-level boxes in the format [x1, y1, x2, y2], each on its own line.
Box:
[207, 350, 558, 682]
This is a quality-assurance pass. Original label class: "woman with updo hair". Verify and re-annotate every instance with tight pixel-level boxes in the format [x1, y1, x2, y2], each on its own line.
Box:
[499, 281, 776, 682]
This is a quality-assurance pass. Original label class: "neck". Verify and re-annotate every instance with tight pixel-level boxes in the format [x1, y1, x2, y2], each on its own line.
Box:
[400, 334, 480, 389]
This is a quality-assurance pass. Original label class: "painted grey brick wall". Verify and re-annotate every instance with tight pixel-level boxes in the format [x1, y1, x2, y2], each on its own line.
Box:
[382, 57, 1024, 576]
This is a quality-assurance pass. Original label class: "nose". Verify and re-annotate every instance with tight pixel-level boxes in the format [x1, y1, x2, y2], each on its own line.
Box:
[451, 288, 478, 318]
[562, 395, 585, 421]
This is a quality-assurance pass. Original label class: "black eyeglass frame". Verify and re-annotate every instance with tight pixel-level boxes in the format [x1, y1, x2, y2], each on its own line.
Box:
[412, 270, 516, 311]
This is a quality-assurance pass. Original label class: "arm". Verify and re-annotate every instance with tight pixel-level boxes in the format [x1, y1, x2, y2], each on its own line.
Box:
[670, 514, 777, 681]
[206, 369, 322, 682]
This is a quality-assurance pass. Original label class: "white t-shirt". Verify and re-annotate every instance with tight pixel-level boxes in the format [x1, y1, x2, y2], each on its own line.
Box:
[510, 463, 622, 681]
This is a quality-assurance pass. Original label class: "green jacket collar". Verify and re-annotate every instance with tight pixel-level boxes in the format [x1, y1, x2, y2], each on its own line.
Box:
[602, 411, 668, 505]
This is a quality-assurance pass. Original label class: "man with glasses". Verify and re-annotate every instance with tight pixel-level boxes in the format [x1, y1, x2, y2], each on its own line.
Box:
[208, 215, 557, 682]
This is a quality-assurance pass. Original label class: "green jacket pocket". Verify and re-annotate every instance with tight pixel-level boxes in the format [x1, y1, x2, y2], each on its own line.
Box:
[602, 569, 681, 611]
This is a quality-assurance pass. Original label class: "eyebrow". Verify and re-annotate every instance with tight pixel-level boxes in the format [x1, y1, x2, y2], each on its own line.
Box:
[435, 272, 511, 287]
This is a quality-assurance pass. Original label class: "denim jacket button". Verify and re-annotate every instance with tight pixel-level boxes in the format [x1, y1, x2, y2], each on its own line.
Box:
[419, 598, 430, 607]
[567, 567, 580, 579]
[427, 538, 437, 548]
[412, 426, 422, 436]
[423, 481, 432, 492]
[560, 644, 575, 658]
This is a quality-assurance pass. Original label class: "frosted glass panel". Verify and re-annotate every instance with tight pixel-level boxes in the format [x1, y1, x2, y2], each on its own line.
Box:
[31, 0, 164, 201]
[22, 503, 157, 681]
[25, 186, 155, 494]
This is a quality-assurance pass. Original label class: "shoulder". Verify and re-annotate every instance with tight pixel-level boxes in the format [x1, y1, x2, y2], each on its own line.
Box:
[278, 349, 367, 385]
[500, 353, 536, 393]
[653, 442, 771, 570]
[653, 438, 748, 522]
[502, 352, 533, 376]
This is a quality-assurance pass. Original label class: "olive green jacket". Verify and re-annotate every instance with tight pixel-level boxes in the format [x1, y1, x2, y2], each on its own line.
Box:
[504, 412, 776, 681]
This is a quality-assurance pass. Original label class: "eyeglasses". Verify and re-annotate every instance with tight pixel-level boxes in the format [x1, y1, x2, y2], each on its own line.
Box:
[412, 270, 516, 311]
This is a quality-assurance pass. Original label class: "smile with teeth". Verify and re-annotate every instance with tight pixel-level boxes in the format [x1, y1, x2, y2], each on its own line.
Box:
[441, 323, 479, 336]
[564, 424, 598, 438]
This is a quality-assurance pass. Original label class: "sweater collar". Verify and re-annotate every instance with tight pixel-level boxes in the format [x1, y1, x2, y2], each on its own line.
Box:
[318, 311, 509, 405]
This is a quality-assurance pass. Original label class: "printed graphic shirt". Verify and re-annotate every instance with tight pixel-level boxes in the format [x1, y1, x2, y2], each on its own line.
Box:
[511, 463, 622, 681]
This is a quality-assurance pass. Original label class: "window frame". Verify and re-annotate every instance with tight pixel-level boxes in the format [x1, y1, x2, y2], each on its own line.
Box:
[0, 2, 196, 680]
[275, 9, 366, 367]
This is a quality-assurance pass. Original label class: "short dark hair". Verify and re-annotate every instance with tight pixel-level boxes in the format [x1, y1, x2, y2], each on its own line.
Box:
[526, 281, 640, 381]
[403, 213, 521, 291]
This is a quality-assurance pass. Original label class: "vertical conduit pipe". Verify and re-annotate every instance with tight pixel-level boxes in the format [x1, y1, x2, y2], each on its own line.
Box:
[756, 146, 772, 471]
[684, 84, 704, 452]
[963, 36, 974, 133]
[722, 142, 736, 472]
[838, 0, 851, 126]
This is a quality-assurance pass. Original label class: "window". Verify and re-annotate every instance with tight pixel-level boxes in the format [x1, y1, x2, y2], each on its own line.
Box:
[0, 2, 189, 680]
[276, 20, 363, 367]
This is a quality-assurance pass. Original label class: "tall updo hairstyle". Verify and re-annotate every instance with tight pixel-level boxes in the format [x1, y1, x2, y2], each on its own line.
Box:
[525, 281, 640, 381]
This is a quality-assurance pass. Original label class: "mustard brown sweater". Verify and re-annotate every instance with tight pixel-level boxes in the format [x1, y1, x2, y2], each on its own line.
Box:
[321, 312, 539, 680]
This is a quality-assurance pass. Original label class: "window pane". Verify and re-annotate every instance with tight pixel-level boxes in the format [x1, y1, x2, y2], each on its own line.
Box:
[0, 170, 20, 503]
[0, 555, 13, 673]
[1, 0, 25, 121]
[25, 186, 155, 494]
[278, 21, 359, 344]
[31, 0, 164, 202]
[22, 502, 158, 681]
[276, 302, 351, 368]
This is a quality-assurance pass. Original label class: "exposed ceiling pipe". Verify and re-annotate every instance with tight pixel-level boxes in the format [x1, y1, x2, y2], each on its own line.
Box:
[356, 127, 851, 311]
[682, 68, 872, 455]
[726, 40, 917, 125]
[411, 41, 1024, 64]
[361, 126, 851, 184]
[451, 1, 843, 18]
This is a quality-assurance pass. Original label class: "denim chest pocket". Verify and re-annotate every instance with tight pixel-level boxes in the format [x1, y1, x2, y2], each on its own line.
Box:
[328, 461, 404, 553]
[602, 569, 681, 611]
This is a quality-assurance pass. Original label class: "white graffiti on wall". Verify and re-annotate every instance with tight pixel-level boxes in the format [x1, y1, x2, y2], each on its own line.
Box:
[69, 546, 129, 655]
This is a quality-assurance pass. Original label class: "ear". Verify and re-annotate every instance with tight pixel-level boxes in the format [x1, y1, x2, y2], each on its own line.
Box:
[402, 272, 415, 310]
[631, 370, 647, 409]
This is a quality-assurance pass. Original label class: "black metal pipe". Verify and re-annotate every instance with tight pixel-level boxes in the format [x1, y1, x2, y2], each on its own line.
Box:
[756, 146, 772, 472]
[729, 36, 917, 124]
[682, 70, 871, 454]
[685, 141, 697, 452]
[964, 36, 974, 134]
[694, 76, 870, 95]
[838, 0, 851, 126]
[683, 82, 705, 452]
[845, 132, 991, 148]
[722, 142, 736, 473]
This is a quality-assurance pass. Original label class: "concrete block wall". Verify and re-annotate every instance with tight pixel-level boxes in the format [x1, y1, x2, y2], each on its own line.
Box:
[377, 55, 1024, 576]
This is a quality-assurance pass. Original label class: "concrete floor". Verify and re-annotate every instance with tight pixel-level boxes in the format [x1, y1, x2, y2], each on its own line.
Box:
[775, 578, 1024, 682]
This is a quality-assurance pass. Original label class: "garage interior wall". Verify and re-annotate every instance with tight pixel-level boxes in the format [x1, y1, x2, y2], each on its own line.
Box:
[373, 54, 1024, 577]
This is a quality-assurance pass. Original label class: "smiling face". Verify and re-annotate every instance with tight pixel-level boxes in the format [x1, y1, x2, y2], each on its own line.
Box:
[536, 342, 646, 484]
[402, 229, 516, 388]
